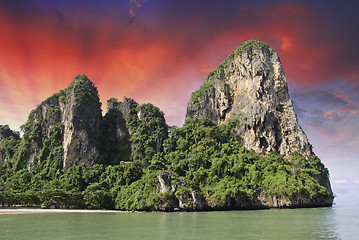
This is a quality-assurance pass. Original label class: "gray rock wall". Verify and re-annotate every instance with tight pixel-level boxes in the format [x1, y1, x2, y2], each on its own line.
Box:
[60, 75, 102, 171]
[187, 41, 311, 159]
[22, 74, 103, 172]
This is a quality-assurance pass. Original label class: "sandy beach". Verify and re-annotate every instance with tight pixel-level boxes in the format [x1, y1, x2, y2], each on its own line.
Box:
[0, 207, 127, 214]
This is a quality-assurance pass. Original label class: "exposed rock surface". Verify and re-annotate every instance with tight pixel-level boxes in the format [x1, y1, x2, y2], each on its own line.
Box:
[186, 39, 311, 159]
[102, 98, 133, 164]
[157, 172, 332, 211]
[103, 97, 168, 164]
[20, 74, 103, 171]
[157, 172, 205, 211]
[6, 76, 168, 172]
[59, 75, 103, 171]
[184, 39, 333, 209]
[257, 193, 334, 208]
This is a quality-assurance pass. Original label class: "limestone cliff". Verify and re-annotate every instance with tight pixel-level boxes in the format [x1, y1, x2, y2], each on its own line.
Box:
[5, 75, 167, 172]
[187, 39, 311, 159]
[18, 74, 103, 172]
[59, 75, 102, 171]
[103, 97, 168, 164]
[183, 39, 333, 209]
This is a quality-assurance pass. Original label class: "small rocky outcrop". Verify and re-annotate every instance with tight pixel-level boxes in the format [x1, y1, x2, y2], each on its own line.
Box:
[186, 39, 311, 159]
[257, 192, 334, 208]
[157, 172, 205, 211]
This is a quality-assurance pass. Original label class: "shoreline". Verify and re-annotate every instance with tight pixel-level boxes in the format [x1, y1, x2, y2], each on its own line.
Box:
[0, 207, 129, 214]
[0, 205, 335, 215]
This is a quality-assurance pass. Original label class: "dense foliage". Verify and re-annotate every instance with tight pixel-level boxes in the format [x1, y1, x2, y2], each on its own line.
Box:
[102, 97, 168, 165]
[0, 116, 331, 210]
[0, 73, 332, 210]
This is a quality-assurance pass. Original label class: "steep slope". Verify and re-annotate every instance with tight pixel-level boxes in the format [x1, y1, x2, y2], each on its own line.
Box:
[59, 75, 103, 171]
[103, 97, 168, 164]
[11, 74, 103, 172]
[187, 39, 311, 159]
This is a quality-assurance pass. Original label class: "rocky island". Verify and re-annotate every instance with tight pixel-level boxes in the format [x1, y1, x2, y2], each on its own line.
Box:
[0, 39, 333, 210]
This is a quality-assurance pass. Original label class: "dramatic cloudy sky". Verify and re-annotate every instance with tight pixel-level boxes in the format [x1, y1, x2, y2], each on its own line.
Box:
[0, 0, 358, 205]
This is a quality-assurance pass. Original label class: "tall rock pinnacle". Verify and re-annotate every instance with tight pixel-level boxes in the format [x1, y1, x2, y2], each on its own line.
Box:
[60, 74, 103, 171]
[186, 39, 311, 159]
[19, 74, 103, 172]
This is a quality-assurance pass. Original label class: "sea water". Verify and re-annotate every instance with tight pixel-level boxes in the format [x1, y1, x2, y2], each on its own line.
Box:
[0, 205, 358, 239]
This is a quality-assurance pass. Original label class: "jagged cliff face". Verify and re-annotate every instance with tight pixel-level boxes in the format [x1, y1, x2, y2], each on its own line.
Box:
[59, 75, 102, 171]
[20, 74, 103, 172]
[22, 93, 63, 170]
[6, 75, 167, 172]
[103, 97, 168, 164]
[187, 39, 311, 159]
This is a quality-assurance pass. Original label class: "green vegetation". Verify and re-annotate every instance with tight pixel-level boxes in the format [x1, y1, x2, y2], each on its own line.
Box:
[0, 125, 20, 138]
[0, 116, 331, 210]
[70, 74, 101, 109]
[190, 39, 272, 107]
[236, 39, 271, 55]
[5, 96, 64, 171]
[207, 39, 271, 81]
[0, 125, 20, 165]
[190, 81, 215, 108]
[1, 74, 101, 171]
[102, 98, 168, 165]
[0, 73, 332, 210]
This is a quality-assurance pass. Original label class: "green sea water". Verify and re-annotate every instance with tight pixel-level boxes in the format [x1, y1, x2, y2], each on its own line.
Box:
[0, 205, 358, 240]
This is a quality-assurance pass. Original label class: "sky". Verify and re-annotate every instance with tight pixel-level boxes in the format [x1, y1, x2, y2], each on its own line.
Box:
[0, 0, 358, 206]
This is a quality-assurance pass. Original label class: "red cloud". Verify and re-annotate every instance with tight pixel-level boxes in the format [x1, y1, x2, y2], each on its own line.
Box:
[326, 109, 358, 117]
[334, 94, 356, 106]
[340, 109, 358, 115]
[0, 7, 207, 128]
[0, 2, 358, 130]
[325, 111, 336, 117]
